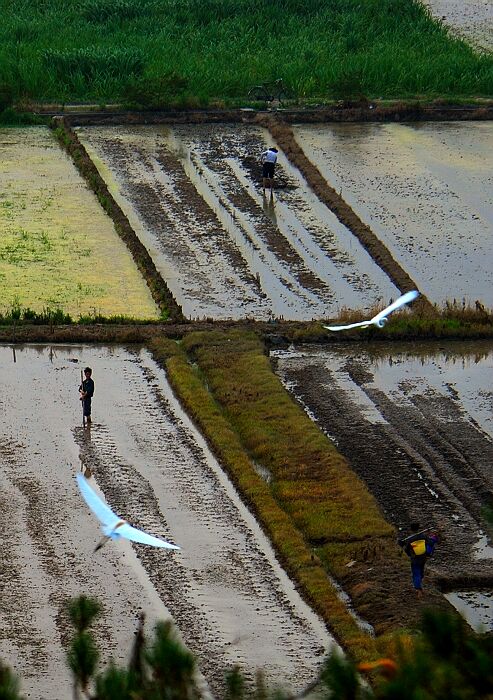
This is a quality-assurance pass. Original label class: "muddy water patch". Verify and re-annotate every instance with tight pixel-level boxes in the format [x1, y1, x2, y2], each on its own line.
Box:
[272, 340, 493, 588]
[294, 122, 493, 307]
[78, 124, 398, 320]
[170, 124, 398, 317]
[0, 344, 334, 696]
[77, 126, 272, 320]
[0, 345, 170, 699]
[446, 591, 493, 632]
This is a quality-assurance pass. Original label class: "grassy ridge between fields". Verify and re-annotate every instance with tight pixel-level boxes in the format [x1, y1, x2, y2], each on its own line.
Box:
[51, 118, 184, 322]
[0, 0, 491, 106]
[150, 330, 446, 661]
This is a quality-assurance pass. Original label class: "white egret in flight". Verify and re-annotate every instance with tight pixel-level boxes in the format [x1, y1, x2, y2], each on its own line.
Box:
[324, 290, 419, 331]
[76, 473, 180, 552]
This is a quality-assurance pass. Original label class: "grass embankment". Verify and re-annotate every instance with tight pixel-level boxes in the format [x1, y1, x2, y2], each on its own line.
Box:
[150, 330, 445, 661]
[52, 118, 184, 322]
[289, 302, 493, 343]
[0, 0, 491, 106]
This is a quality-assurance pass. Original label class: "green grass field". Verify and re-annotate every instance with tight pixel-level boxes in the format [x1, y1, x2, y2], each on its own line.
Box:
[0, 0, 491, 106]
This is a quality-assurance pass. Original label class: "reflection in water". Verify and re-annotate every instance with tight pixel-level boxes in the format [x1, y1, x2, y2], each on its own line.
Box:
[262, 192, 278, 227]
[357, 341, 493, 370]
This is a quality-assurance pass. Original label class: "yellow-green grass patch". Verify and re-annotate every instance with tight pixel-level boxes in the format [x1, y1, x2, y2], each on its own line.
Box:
[177, 331, 437, 633]
[150, 334, 385, 661]
[182, 331, 394, 542]
[0, 127, 159, 319]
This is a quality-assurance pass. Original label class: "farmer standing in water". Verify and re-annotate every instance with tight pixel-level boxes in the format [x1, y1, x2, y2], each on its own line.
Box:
[261, 146, 278, 197]
[79, 366, 95, 426]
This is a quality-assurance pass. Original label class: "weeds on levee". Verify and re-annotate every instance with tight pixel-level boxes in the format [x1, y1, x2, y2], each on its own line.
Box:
[0, 0, 491, 106]
[2, 596, 493, 698]
[313, 299, 493, 342]
[151, 332, 413, 661]
[0, 301, 161, 326]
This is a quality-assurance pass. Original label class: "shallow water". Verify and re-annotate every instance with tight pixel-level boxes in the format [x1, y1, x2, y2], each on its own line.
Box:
[77, 124, 398, 320]
[0, 344, 334, 698]
[294, 122, 493, 307]
[273, 340, 493, 615]
[446, 591, 493, 632]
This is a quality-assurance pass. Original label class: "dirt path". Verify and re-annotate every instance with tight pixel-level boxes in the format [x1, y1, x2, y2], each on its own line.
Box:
[273, 341, 493, 595]
[0, 345, 333, 699]
[76, 125, 398, 321]
[421, 0, 493, 52]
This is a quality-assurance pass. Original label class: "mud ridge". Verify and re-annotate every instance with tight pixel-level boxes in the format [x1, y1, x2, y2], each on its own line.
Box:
[259, 116, 433, 311]
[50, 117, 184, 322]
[43, 104, 493, 127]
[2, 312, 493, 346]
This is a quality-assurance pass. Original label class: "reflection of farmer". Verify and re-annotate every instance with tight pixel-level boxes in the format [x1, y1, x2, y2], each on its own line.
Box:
[79, 367, 95, 425]
[398, 523, 439, 597]
[261, 147, 278, 196]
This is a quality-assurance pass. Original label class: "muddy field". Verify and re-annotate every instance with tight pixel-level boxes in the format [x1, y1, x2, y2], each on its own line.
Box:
[76, 124, 399, 321]
[0, 345, 333, 700]
[422, 0, 493, 52]
[273, 340, 493, 627]
[294, 121, 493, 308]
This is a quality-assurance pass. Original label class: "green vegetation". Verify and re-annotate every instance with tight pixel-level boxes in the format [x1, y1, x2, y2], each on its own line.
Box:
[309, 300, 493, 342]
[150, 331, 433, 660]
[0, 0, 491, 106]
[0, 299, 162, 325]
[2, 597, 493, 699]
[51, 120, 183, 322]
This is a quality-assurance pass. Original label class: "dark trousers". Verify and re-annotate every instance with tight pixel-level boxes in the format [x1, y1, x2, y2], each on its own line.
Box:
[82, 398, 92, 417]
[411, 558, 426, 589]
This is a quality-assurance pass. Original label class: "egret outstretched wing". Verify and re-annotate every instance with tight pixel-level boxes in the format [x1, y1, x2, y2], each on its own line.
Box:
[324, 320, 372, 331]
[76, 473, 180, 550]
[76, 472, 119, 528]
[371, 290, 419, 324]
[117, 522, 180, 549]
[324, 290, 419, 332]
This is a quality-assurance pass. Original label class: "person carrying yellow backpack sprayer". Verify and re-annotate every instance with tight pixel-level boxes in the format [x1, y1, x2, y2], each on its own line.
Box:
[398, 522, 439, 597]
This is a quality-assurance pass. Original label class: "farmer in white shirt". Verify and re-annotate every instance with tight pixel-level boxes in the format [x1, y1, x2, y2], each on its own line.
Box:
[261, 147, 278, 195]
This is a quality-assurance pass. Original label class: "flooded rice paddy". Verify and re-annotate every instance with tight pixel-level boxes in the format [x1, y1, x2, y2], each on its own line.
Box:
[272, 340, 493, 625]
[294, 122, 493, 308]
[76, 124, 399, 321]
[0, 128, 159, 319]
[0, 344, 334, 700]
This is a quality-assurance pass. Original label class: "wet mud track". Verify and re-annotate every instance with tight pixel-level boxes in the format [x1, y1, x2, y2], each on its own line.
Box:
[0, 345, 332, 699]
[273, 341, 493, 590]
[76, 125, 397, 320]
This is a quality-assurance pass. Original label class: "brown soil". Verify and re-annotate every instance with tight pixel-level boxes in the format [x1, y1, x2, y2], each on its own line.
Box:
[42, 103, 493, 127]
[273, 342, 493, 597]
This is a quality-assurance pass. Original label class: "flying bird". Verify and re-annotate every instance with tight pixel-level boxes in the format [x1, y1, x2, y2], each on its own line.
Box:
[76, 472, 180, 552]
[324, 290, 419, 332]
